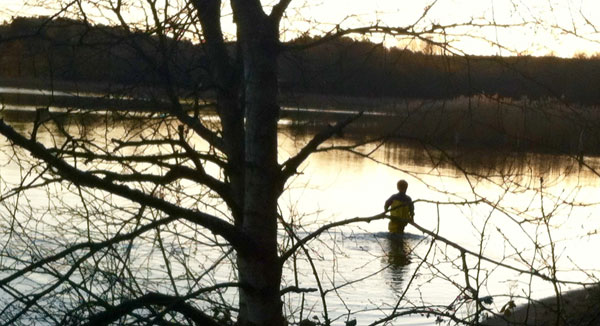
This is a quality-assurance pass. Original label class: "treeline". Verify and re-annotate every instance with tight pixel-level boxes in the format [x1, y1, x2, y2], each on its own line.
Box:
[1, 16, 600, 103]
[281, 37, 600, 103]
[0, 17, 205, 93]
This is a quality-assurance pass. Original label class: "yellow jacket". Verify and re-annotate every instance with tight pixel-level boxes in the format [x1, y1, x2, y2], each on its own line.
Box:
[385, 193, 414, 234]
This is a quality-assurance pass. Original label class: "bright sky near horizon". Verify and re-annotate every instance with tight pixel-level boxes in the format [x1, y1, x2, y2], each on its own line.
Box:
[2, 0, 600, 57]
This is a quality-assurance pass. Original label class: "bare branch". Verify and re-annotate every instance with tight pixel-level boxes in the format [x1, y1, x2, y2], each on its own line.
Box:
[279, 286, 317, 296]
[270, 0, 293, 24]
[279, 212, 387, 263]
[409, 222, 594, 286]
[191, 0, 236, 91]
[0, 119, 251, 252]
[279, 112, 363, 188]
[283, 21, 523, 52]
[84, 290, 236, 326]
[98, 164, 233, 205]
[0, 213, 176, 288]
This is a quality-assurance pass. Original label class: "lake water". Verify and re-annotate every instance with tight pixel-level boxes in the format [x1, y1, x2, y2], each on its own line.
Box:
[278, 118, 600, 325]
[0, 106, 599, 325]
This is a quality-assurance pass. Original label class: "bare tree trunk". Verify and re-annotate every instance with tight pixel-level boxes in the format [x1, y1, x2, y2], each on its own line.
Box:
[195, 1, 285, 324]
[235, 8, 284, 326]
[218, 94, 245, 221]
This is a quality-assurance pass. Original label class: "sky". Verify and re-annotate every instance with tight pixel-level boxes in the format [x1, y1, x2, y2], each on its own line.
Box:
[2, 0, 600, 57]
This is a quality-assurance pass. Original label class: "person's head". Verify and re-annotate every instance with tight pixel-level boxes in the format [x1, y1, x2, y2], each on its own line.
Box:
[396, 179, 408, 193]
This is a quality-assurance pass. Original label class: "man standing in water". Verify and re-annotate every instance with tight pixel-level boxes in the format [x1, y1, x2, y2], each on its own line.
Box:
[384, 180, 415, 234]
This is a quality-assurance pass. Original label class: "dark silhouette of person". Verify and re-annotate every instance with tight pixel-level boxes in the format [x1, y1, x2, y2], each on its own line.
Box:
[384, 179, 414, 234]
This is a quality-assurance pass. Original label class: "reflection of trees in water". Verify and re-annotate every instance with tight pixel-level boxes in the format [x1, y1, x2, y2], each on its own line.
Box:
[382, 141, 600, 178]
[280, 115, 600, 182]
[282, 97, 600, 158]
[384, 234, 412, 290]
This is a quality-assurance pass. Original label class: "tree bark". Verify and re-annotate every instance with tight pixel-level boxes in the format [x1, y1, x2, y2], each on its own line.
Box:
[195, 1, 285, 324]
[233, 4, 284, 326]
[192, 0, 246, 222]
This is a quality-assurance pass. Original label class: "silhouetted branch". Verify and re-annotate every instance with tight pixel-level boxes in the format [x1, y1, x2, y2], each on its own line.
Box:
[279, 212, 387, 263]
[409, 221, 594, 286]
[84, 291, 229, 326]
[270, 0, 293, 23]
[280, 286, 317, 295]
[283, 21, 521, 52]
[0, 213, 175, 288]
[0, 119, 252, 252]
[191, 0, 236, 91]
[279, 111, 363, 188]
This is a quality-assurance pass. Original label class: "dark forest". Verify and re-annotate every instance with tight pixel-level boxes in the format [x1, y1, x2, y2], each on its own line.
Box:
[1, 16, 599, 103]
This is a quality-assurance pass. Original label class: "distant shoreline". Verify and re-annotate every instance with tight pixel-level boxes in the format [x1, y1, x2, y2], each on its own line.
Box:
[2, 79, 600, 158]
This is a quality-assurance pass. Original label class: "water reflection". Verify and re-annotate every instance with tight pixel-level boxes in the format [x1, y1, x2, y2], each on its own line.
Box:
[2, 106, 600, 325]
[280, 113, 600, 182]
[383, 233, 413, 291]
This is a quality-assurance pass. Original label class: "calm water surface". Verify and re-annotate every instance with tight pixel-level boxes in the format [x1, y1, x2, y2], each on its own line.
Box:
[278, 120, 600, 325]
[1, 108, 599, 325]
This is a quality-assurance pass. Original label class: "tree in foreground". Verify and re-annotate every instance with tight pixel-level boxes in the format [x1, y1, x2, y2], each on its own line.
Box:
[0, 1, 429, 325]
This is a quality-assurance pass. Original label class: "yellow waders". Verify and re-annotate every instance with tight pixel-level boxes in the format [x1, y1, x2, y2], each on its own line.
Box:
[388, 200, 412, 234]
